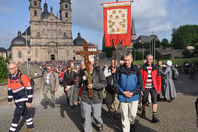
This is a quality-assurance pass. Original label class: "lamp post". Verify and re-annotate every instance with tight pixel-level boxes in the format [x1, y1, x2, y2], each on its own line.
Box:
[25, 25, 29, 75]
[142, 42, 144, 62]
[153, 38, 155, 64]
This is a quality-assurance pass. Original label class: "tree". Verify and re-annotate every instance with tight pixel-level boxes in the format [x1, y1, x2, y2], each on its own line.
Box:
[161, 38, 169, 48]
[182, 49, 192, 58]
[102, 36, 114, 58]
[0, 56, 9, 83]
[133, 42, 143, 49]
[193, 44, 198, 57]
[171, 25, 198, 49]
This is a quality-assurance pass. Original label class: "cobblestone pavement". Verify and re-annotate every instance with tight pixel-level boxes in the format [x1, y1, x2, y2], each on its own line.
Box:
[0, 74, 198, 132]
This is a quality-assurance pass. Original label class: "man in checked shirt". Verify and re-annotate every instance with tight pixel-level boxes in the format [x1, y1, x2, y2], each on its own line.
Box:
[8, 62, 34, 132]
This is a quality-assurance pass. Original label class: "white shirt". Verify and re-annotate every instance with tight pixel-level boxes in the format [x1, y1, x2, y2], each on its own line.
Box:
[45, 73, 50, 85]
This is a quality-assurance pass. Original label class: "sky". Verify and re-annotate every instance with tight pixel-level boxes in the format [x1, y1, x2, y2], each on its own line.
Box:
[0, 0, 198, 50]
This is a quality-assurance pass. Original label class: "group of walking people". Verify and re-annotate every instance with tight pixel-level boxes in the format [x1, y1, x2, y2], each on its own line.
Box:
[7, 53, 177, 132]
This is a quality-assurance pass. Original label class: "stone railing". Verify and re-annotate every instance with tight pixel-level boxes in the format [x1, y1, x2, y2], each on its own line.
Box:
[0, 76, 42, 102]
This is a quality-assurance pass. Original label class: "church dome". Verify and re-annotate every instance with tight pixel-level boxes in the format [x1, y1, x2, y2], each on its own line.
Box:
[73, 32, 86, 46]
[11, 31, 26, 46]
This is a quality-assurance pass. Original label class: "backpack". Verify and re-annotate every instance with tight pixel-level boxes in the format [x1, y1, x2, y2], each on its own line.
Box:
[172, 66, 179, 80]
[18, 73, 35, 90]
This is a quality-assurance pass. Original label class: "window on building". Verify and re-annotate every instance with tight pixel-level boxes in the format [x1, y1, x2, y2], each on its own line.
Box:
[34, 10, 37, 17]
[37, 32, 40, 37]
[18, 51, 22, 58]
[34, 1, 37, 6]
[65, 4, 68, 8]
[65, 12, 68, 18]
[64, 32, 66, 38]
[50, 30, 54, 38]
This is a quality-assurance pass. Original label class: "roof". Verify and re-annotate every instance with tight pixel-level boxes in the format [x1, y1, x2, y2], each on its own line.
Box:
[22, 26, 31, 35]
[87, 43, 97, 48]
[136, 35, 158, 43]
[73, 32, 86, 46]
[0, 47, 6, 52]
[60, 0, 70, 2]
[11, 31, 30, 47]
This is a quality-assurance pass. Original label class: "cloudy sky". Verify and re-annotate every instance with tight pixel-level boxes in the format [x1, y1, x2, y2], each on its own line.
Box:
[0, 0, 198, 50]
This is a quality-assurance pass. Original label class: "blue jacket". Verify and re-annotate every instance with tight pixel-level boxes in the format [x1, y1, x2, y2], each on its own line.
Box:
[116, 64, 143, 102]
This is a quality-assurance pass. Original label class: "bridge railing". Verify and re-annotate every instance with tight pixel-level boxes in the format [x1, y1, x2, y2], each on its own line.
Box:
[0, 76, 42, 102]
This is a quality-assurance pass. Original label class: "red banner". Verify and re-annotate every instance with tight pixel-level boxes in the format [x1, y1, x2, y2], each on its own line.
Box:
[103, 1, 131, 47]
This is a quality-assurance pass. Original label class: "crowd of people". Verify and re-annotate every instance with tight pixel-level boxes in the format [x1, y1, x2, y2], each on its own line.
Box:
[7, 53, 197, 132]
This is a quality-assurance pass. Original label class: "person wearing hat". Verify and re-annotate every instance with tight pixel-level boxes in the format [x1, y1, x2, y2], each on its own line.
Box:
[160, 60, 176, 102]
[63, 63, 77, 108]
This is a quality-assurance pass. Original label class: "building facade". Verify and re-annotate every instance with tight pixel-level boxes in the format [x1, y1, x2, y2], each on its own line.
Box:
[9, 0, 83, 62]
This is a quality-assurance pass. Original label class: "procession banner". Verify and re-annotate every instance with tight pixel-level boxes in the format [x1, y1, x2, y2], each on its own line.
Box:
[103, 1, 131, 47]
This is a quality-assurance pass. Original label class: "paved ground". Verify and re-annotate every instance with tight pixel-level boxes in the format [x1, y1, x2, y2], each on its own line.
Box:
[0, 73, 198, 132]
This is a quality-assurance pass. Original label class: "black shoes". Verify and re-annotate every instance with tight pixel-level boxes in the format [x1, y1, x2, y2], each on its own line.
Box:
[141, 110, 146, 119]
[152, 114, 160, 123]
[44, 102, 49, 109]
[51, 103, 55, 108]
[96, 124, 103, 131]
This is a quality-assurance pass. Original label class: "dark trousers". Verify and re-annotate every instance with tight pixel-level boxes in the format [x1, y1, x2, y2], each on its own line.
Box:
[142, 88, 158, 105]
[9, 102, 34, 132]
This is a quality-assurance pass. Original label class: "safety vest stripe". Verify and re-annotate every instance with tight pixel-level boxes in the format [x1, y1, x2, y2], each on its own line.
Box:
[15, 98, 28, 103]
[8, 96, 13, 99]
[27, 121, 33, 125]
[11, 123, 18, 127]
[9, 127, 16, 131]
[28, 95, 33, 98]
[26, 118, 32, 122]
[26, 87, 32, 90]
[12, 86, 25, 93]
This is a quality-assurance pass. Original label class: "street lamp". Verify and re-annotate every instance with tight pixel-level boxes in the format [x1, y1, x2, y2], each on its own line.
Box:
[25, 25, 29, 75]
[142, 42, 144, 62]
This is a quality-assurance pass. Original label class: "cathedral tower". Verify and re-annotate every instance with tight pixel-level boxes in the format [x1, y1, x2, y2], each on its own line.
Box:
[131, 17, 136, 41]
[59, 0, 72, 23]
[29, 0, 42, 21]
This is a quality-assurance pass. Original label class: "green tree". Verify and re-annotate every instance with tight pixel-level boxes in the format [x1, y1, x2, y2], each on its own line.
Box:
[133, 42, 143, 49]
[0, 56, 9, 83]
[171, 25, 198, 49]
[133, 50, 143, 60]
[182, 49, 192, 58]
[161, 38, 169, 48]
[102, 36, 114, 58]
[193, 44, 198, 57]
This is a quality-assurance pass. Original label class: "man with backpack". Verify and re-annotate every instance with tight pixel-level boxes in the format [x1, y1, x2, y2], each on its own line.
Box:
[41, 65, 59, 109]
[8, 62, 34, 132]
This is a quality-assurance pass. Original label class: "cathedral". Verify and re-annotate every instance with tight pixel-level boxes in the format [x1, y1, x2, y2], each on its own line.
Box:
[9, 0, 83, 62]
